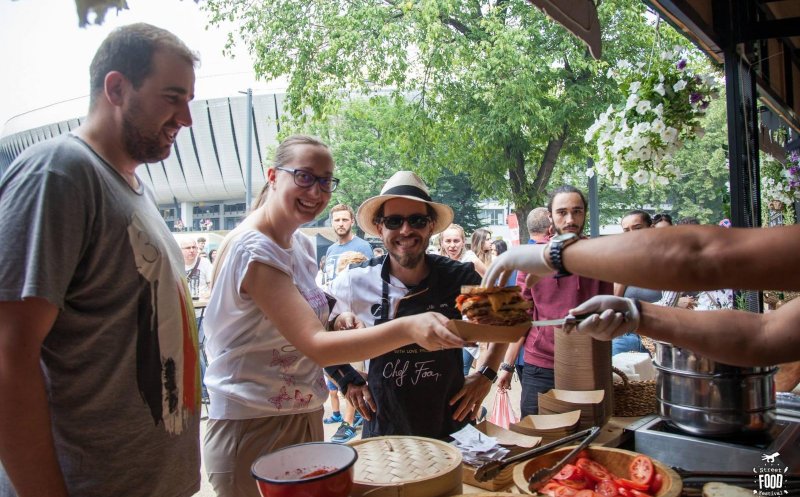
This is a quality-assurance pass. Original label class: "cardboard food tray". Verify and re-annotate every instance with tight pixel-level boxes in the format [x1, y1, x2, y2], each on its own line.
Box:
[447, 320, 530, 343]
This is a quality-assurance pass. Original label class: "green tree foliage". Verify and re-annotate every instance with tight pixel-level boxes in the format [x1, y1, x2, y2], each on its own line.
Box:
[429, 172, 483, 233]
[290, 97, 484, 232]
[203, 0, 671, 240]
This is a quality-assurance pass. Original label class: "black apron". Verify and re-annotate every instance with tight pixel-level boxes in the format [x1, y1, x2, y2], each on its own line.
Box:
[362, 274, 467, 440]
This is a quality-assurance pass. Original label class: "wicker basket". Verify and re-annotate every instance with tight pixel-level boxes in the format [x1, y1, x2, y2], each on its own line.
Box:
[612, 366, 656, 417]
[348, 436, 463, 496]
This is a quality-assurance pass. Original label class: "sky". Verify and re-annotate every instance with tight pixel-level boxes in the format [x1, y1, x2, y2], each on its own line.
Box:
[0, 0, 277, 135]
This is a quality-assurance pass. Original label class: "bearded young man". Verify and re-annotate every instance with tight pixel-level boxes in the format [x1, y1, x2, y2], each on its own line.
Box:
[0, 24, 200, 497]
[323, 204, 374, 284]
[517, 185, 613, 417]
[324, 171, 507, 440]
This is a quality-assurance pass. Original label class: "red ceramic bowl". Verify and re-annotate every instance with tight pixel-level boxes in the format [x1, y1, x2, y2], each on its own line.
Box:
[251, 442, 358, 497]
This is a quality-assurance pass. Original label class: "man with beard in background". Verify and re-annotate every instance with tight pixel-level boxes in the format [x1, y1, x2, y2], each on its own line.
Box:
[324, 171, 507, 440]
[0, 24, 200, 497]
[517, 186, 613, 416]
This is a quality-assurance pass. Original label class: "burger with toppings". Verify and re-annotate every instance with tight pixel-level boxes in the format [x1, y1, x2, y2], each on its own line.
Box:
[455, 285, 532, 326]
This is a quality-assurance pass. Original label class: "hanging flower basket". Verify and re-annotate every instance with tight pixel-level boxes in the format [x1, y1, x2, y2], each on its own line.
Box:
[585, 47, 720, 187]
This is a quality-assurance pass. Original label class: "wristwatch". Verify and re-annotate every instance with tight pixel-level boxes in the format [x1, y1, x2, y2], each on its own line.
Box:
[499, 362, 515, 373]
[547, 233, 579, 278]
[478, 365, 498, 383]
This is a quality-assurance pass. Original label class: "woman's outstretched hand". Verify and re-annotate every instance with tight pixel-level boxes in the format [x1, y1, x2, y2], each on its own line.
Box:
[403, 312, 466, 351]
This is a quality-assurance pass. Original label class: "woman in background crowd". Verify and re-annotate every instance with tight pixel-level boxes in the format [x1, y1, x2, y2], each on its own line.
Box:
[490, 240, 517, 287]
[471, 228, 493, 268]
[438, 224, 487, 277]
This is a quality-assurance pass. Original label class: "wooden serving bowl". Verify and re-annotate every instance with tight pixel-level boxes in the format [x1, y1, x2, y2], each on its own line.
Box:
[512, 446, 681, 497]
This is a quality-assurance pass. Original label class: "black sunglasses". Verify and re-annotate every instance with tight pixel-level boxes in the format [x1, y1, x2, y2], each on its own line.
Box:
[375, 214, 432, 230]
[275, 166, 340, 193]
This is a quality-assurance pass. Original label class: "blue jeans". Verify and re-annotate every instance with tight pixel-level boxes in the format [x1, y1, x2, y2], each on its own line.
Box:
[612, 333, 647, 356]
[520, 364, 555, 417]
[462, 348, 473, 376]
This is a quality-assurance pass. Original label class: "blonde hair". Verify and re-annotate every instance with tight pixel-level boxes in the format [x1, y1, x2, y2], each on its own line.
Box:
[213, 134, 330, 286]
[336, 251, 368, 274]
[438, 223, 466, 258]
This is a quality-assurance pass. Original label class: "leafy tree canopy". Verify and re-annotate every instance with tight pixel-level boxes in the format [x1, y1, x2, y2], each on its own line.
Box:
[204, 0, 697, 239]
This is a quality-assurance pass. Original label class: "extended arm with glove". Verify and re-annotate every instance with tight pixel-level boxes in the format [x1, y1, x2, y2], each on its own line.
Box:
[567, 296, 641, 341]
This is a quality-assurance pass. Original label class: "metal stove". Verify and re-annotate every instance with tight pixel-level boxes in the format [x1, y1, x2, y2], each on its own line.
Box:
[627, 409, 800, 472]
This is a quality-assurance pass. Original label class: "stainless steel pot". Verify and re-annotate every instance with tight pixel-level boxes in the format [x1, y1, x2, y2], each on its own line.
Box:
[653, 341, 777, 436]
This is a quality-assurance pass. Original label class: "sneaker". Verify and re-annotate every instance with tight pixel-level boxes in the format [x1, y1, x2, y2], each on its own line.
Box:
[331, 423, 357, 444]
[352, 412, 364, 428]
[323, 412, 342, 424]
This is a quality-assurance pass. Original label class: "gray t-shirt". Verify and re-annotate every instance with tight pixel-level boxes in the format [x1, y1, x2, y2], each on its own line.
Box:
[0, 135, 200, 497]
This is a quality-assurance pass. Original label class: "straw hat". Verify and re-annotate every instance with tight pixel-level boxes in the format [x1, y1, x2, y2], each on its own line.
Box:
[356, 171, 454, 237]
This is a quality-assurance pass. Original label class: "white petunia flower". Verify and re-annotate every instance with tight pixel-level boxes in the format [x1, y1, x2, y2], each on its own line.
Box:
[635, 99, 652, 115]
[632, 169, 649, 185]
[656, 176, 670, 186]
[662, 127, 678, 143]
[630, 81, 642, 94]
[673, 79, 687, 92]
[626, 94, 640, 110]
[654, 83, 665, 96]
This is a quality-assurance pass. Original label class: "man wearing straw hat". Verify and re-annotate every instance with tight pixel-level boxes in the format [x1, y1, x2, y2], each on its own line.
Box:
[325, 171, 508, 440]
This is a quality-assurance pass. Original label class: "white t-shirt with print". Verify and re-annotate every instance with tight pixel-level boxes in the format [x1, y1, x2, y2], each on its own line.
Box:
[203, 229, 329, 420]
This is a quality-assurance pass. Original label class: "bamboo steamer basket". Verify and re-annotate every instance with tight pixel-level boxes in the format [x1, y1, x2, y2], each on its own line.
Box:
[348, 436, 463, 497]
[512, 446, 681, 497]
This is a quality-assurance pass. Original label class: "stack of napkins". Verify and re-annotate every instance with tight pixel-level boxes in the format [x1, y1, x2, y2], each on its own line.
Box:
[450, 424, 509, 466]
[612, 352, 656, 382]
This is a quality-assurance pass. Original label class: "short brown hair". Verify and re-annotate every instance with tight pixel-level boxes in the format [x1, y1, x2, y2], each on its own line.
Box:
[330, 204, 355, 221]
[89, 23, 198, 108]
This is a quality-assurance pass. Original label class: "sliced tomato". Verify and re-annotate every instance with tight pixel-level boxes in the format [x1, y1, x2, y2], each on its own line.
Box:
[595, 479, 620, 497]
[615, 478, 650, 492]
[576, 449, 592, 460]
[628, 455, 654, 487]
[554, 464, 584, 481]
[559, 477, 591, 490]
[576, 457, 613, 482]
[649, 473, 663, 495]
[575, 490, 598, 497]
[553, 485, 580, 497]
[540, 482, 566, 497]
[628, 490, 653, 497]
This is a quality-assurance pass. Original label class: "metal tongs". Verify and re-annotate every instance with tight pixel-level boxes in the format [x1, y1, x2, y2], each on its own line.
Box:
[473, 426, 600, 484]
[527, 426, 601, 492]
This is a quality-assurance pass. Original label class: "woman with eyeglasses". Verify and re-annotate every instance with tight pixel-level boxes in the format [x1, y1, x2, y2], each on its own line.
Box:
[200, 135, 465, 497]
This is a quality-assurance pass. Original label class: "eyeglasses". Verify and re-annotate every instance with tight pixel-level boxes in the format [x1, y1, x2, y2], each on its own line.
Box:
[375, 214, 432, 230]
[275, 166, 339, 193]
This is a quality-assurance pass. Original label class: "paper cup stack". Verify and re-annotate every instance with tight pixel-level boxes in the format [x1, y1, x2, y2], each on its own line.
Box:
[553, 327, 613, 427]
[508, 410, 580, 444]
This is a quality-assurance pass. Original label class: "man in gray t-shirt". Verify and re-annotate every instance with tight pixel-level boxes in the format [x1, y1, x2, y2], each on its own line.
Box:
[0, 24, 201, 497]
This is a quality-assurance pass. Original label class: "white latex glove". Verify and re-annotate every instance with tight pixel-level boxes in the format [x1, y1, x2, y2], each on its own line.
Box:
[481, 244, 554, 288]
[566, 296, 641, 341]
